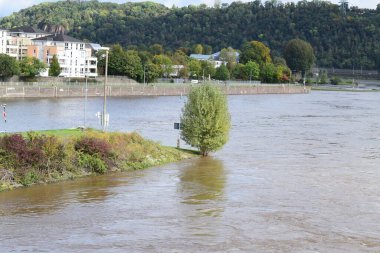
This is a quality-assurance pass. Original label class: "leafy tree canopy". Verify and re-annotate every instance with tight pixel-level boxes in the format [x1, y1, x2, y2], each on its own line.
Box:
[0, 54, 20, 79]
[214, 64, 230, 81]
[284, 38, 315, 74]
[240, 41, 272, 65]
[19, 57, 46, 78]
[181, 84, 231, 156]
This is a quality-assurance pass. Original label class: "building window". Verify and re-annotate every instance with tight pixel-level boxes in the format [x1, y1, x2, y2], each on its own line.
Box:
[80, 44, 84, 50]
[65, 43, 68, 49]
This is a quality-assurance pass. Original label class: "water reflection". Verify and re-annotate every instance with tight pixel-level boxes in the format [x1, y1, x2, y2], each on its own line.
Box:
[179, 157, 225, 217]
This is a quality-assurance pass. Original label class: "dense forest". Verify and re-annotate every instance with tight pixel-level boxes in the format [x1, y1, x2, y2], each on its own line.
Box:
[0, 0, 379, 70]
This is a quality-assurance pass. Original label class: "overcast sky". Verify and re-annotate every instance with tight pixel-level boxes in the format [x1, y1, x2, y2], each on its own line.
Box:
[0, 0, 378, 17]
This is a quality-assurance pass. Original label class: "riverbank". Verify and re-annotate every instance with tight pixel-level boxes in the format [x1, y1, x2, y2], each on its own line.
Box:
[0, 129, 196, 191]
[0, 83, 309, 98]
[312, 85, 380, 92]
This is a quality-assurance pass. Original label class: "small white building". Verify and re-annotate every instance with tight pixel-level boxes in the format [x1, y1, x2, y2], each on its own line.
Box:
[29, 34, 98, 78]
[189, 51, 239, 68]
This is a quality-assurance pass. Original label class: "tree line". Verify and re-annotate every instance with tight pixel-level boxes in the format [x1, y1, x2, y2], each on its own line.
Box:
[97, 39, 314, 83]
[0, 54, 60, 80]
[0, 38, 315, 83]
[0, 1, 378, 70]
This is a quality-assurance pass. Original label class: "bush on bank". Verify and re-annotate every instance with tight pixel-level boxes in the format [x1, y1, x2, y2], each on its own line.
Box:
[0, 130, 193, 191]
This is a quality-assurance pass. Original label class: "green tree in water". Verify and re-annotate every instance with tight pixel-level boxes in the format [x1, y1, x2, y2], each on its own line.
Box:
[181, 84, 231, 156]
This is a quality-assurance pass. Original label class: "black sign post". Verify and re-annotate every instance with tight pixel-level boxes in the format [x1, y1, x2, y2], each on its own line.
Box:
[174, 122, 182, 130]
[174, 122, 183, 148]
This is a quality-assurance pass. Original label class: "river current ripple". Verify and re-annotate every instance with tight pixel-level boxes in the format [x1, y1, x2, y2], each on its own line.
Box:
[0, 91, 379, 252]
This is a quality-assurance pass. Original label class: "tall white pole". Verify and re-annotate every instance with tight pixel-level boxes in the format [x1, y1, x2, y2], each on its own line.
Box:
[103, 49, 108, 131]
[84, 75, 87, 128]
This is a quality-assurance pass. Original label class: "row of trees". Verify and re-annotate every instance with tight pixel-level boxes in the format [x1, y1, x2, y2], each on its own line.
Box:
[1, 1, 377, 69]
[0, 54, 61, 80]
[98, 38, 314, 83]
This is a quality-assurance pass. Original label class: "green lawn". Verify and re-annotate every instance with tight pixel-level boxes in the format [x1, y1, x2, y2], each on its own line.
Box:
[35, 128, 91, 137]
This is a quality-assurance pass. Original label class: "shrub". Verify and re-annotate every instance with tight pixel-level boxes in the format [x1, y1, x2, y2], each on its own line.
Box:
[78, 153, 107, 174]
[2, 134, 45, 167]
[75, 136, 111, 158]
[41, 136, 66, 175]
[330, 76, 342, 85]
[20, 170, 40, 186]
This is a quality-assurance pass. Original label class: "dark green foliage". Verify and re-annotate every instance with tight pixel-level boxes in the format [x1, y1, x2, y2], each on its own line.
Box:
[0, 54, 20, 79]
[144, 62, 161, 83]
[214, 64, 230, 81]
[260, 63, 278, 83]
[284, 39, 315, 74]
[319, 71, 328, 84]
[242, 61, 260, 80]
[330, 76, 342, 85]
[48, 55, 61, 77]
[78, 153, 107, 174]
[98, 45, 143, 81]
[0, 1, 378, 69]
[200, 60, 216, 80]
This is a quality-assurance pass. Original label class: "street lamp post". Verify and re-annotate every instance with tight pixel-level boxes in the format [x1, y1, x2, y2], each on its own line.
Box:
[101, 47, 109, 131]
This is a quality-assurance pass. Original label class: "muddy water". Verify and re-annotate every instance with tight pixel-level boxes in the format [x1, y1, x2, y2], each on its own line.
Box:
[1, 91, 380, 252]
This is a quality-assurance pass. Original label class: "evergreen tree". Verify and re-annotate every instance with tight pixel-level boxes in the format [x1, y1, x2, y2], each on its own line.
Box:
[214, 64, 230, 81]
[181, 84, 231, 156]
[48, 55, 61, 77]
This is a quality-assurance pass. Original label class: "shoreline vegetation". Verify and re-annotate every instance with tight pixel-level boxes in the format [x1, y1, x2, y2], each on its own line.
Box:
[0, 129, 197, 192]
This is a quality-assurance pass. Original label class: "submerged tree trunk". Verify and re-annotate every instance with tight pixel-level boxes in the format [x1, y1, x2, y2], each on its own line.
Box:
[201, 148, 209, 157]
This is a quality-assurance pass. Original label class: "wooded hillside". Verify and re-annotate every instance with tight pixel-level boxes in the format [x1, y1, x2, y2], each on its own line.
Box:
[1, 0, 379, 70]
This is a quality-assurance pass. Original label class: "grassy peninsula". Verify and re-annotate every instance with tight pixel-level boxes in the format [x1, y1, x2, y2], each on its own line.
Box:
[0, 129, 195, 191]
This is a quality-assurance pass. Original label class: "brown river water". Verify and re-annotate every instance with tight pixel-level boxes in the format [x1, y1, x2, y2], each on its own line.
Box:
[0, 91, 380, 252]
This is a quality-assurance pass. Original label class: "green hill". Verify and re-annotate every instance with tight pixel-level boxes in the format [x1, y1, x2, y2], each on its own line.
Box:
[0, 0, 379, 70]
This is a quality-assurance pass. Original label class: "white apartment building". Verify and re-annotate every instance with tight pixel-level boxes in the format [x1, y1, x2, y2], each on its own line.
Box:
[29, 34, 98, 78]
[0, 29, 7, 54]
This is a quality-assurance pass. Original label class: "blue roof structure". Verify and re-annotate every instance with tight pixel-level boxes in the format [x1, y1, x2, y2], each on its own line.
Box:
[189, 54, 213, 61]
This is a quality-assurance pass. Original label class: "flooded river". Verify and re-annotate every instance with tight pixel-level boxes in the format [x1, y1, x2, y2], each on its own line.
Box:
[0, 91, 380, 252]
